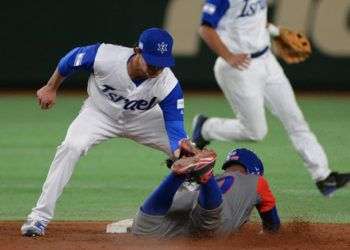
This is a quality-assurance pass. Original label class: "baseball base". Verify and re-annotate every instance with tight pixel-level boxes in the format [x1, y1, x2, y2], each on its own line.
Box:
[106, 218, 133, 233]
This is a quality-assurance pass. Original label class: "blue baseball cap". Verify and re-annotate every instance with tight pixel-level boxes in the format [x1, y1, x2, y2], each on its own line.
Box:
[222, 148, 264, 176]
[138, 28, 175, 68]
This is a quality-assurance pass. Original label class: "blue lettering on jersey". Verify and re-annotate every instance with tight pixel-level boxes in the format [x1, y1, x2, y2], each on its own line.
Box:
[238, 0, 267, 18]
[216, 175, 235, 194]
[101, 84, 157, 111]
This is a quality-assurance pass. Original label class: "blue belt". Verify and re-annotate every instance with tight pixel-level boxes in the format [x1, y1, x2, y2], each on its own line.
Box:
[251, 46, 269, 59]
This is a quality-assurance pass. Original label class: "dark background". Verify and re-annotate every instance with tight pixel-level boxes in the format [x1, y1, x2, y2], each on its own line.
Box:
[1, 0, 349, 91]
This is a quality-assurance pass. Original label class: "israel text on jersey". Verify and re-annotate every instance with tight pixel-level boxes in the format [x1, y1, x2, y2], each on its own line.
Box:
[101, 84, 157, 111]
[238, 0, 267, 18]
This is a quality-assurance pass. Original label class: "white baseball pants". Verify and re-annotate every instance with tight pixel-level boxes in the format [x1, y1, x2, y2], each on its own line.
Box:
[202, 51, 331, 181]
[27, 98, 172, 224]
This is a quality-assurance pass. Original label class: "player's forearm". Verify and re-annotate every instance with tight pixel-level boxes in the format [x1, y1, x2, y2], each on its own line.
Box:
[46, 68, 65, 91]
[259, 207, 281, 233]
[198, 25, 232, 61]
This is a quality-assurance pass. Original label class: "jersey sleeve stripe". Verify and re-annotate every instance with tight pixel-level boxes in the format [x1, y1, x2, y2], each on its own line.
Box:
[201, 0, 230, 28]
[58, 43, 101, 77]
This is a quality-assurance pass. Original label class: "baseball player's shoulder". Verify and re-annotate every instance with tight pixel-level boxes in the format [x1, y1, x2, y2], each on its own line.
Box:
[153, 68, 180, 100]
[94, 43, 133, 72]
[97, 43, 132, 55]
[158, 68, 178, 84]
[256, 176, 276, 210]
[256, 176, 271, 190]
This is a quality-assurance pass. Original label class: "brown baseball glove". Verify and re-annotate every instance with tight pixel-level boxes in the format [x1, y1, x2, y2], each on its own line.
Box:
[273, 27, 312, 64]
[178, 139, 201, 158]
[166, 139, 201, 168]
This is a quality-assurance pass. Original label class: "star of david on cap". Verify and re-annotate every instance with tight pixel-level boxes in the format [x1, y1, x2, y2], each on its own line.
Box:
[138, 28, 175, 67]
[157, 42, 168, 54]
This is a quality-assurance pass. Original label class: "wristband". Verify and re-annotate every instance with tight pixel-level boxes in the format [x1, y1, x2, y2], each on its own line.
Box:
[268, 24, 280, 37]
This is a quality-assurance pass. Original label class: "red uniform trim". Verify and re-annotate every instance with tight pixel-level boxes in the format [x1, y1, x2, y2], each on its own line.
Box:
[256, 176, 276, 213]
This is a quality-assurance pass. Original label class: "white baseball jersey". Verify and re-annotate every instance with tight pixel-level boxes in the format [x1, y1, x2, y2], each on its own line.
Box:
[199, 0, 332, 181]
[202, 0, 270, 53]
[57, 43, 187, 153]
[89, 44, 178, 118]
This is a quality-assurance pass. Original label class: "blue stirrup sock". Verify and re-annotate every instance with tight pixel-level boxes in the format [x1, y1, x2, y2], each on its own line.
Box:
[141, 173, 185, 215]
[198, 175, 223, 210]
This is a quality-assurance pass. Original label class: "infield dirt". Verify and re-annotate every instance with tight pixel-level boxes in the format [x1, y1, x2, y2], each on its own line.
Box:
[1, 221, 349, 250]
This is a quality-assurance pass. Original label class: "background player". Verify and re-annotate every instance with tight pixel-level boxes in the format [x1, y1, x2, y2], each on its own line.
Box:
[132, 146, 280, 238]
[21, 28, 188, 237]
[192, 0, 350, 196]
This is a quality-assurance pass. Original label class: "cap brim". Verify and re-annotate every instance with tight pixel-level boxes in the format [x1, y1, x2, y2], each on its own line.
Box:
[142, 52, 175, 68]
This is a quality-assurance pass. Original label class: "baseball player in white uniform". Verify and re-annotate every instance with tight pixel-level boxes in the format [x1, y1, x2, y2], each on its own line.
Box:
[21, 28, 188, 236]
[192, 0, 350, 196]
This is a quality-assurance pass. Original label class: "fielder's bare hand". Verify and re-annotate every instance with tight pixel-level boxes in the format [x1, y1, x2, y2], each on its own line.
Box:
[37, 85, 57, 110]
[198, 26, 251, 71]
[225, 53, 251, 70]
[37, 68, 65, 110]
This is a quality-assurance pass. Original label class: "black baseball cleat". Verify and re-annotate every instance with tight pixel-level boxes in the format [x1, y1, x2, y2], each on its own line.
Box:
[191, 114, 210, 149]
[316, 172, 350, 197]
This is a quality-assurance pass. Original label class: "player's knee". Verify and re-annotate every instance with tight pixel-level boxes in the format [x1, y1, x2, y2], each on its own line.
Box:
[245, 126, 268, 141]
[60, 139, 90, 156]
[284, 116, 310, 135]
